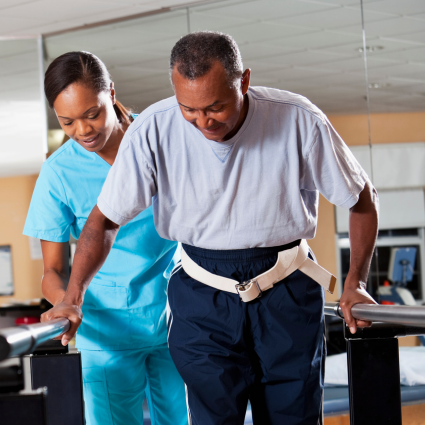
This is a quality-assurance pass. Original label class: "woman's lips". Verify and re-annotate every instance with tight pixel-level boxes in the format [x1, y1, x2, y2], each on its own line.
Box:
[79, 134, 99, 146]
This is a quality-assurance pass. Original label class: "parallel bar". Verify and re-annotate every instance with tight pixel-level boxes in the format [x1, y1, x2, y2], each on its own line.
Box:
[0, 319, 70, 361]
[325, 302, 425, 327]
[324, 302, 343, 319]
[345, 322, 425, 339]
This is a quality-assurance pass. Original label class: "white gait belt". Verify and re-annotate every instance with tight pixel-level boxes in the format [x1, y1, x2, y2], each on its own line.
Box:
[181, 239, 336, 302]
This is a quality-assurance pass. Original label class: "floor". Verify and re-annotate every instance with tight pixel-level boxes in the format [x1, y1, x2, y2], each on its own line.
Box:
[142, 402, 425, 424]
[325, 403, 425, 425]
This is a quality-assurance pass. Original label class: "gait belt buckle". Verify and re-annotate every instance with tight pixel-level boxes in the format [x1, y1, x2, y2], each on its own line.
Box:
[235, 279, 262, 302]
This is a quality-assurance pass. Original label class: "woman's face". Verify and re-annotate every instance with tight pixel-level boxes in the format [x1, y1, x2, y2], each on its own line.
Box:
[53, 83, 118, 153]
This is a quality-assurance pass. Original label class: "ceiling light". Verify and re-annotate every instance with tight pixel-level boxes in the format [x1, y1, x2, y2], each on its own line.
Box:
[368, 82, 390, 89]
[358, 46, 384, 53]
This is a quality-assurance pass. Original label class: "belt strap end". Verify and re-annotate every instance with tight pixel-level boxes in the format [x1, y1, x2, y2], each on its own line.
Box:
[299, 258, 336, 294]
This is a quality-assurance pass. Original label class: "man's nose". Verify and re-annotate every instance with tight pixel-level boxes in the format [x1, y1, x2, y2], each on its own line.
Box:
[195, 111, 212, 129]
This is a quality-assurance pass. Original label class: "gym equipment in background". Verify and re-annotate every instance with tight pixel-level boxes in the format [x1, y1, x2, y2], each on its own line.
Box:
[377, 247, 424, 345]
[0, 318, 85, 425]
[325, 302, 425, 425]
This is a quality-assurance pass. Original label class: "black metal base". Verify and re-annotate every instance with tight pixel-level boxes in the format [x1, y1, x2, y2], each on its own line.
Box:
[31, 352, 85, 425]
[0, 390, 48, 425]
[346, 326, 402, 425]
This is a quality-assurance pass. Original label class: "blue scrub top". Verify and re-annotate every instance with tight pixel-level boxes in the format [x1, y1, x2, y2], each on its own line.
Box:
[24, 138, 177, 350]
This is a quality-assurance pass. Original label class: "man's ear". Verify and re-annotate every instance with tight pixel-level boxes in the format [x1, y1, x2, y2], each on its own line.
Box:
[110, 82, 116, 105]
[241, 69, 251, 95]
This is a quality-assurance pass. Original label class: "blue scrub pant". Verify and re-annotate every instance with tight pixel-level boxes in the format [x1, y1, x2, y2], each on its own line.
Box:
[80, 343, 188, 425]
[167, 242, 325, 425]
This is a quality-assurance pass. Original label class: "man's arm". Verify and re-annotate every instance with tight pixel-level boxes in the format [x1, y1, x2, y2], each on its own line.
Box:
[339, 180, 379, 334]
[41, 205, 120, 345]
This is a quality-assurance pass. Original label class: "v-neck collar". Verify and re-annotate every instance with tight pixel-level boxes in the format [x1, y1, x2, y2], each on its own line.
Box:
[73, 140, 112, 168]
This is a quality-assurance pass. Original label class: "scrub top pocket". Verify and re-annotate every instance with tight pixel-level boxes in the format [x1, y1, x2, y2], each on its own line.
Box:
[86, 277, 129, 309]
[78, 278, 131, 349]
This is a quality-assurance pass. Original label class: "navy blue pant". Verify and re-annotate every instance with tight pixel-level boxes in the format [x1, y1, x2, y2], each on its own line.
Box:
[167, 242, 325, 425]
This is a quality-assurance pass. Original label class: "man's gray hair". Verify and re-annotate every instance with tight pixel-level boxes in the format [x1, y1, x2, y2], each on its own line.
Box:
[170, 31, 243, 86]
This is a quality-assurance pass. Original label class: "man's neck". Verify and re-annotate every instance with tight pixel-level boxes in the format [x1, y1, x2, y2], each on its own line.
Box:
[222, 93, 249, 142]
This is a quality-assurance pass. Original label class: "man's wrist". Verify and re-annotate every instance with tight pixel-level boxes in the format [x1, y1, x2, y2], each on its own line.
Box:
[62, 287, 84, 307]
[345, 272, 367, 290]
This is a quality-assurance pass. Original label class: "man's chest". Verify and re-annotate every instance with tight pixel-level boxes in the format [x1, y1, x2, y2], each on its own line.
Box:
[162, 137, 303, 205]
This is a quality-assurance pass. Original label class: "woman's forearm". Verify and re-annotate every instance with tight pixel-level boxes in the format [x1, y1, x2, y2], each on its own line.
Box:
[40, 240, 70, 306]
[42, 269, 68, 305]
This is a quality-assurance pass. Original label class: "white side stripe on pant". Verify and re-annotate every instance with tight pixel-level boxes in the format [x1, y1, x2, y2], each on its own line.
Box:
[185, 384, 192, 425]
[166, 299, 173, 339]
[171, 260, 182, 277]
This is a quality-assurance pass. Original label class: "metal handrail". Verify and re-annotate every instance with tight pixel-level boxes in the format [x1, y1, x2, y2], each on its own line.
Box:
[325, 302, 425, 327]
[0, 318, 70, 361]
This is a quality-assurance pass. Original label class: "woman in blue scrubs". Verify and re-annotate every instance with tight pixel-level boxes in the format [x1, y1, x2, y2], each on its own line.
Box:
[23, 51, 187, 425]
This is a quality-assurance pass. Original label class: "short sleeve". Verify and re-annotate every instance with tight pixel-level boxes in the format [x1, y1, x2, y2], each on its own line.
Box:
[97, 129, 157, 226]
[307, 117, 369, 209]
[23, 162, 74, 242]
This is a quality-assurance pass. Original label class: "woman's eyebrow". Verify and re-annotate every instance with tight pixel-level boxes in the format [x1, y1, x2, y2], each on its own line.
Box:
[58, 106, 99, 119]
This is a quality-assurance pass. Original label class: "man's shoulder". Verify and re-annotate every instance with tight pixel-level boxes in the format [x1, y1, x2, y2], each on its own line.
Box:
[129, 96, 179, 136]
[249, 86, 325, 121]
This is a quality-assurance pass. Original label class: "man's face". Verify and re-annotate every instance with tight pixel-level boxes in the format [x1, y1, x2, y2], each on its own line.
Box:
[172, 61, 250, 142]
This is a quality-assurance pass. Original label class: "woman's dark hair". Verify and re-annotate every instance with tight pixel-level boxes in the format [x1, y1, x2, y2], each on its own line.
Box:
[44, 51, 132, 125]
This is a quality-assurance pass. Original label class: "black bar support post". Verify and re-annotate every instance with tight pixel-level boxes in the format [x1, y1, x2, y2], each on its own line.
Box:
[30, 340, 85, 425]
[345, 325, 402, 425]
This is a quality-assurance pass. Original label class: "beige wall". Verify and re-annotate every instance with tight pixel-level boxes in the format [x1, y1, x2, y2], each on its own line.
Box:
[330, 111, 425, 146]
[313, 111, 425, 302]
[309, 194, 339, 302]
[0, 175, 43, 304]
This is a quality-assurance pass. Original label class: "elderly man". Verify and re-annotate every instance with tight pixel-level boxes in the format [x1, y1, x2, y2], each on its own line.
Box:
[45, 32, 378, 425]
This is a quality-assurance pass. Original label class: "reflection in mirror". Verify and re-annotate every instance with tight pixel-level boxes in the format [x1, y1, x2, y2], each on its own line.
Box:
[44, 9, 189, 138]
[191, 0, 369, 114]
[353, 0, 425, 300]
[0, 38, 47, 177]
[45, 0, 373, 125]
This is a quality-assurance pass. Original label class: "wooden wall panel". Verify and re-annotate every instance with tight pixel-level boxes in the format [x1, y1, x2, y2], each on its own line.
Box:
[0, 175, 43, 304]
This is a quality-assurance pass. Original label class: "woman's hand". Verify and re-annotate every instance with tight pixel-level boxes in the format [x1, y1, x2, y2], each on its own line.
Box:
[41, 301, 83, 346]
[339, 275, 377, 335]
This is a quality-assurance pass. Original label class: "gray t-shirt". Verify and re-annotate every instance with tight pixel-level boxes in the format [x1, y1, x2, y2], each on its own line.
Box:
[98, 86, 368, 250]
